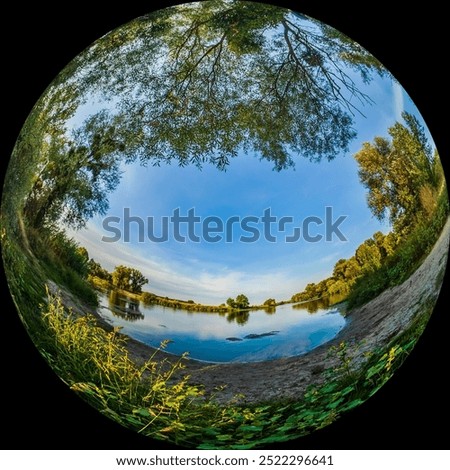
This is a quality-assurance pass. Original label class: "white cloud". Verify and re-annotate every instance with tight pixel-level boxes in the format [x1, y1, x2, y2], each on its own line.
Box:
[68, 222, 320, 305]
[393, 80, 405, 122]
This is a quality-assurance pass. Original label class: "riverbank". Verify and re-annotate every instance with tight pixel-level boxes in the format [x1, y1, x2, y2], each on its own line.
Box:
[186, 217, 449, 403]
[89, 276, 283, 314]
[49, 218, 449, 404]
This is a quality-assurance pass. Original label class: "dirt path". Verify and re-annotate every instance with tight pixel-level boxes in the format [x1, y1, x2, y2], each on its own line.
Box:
[48, 219, 449, 404]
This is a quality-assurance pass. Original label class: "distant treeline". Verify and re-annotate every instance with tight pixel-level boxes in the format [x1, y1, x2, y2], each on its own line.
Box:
[89, 270, 281, 313]
[292, 230, 398, 303]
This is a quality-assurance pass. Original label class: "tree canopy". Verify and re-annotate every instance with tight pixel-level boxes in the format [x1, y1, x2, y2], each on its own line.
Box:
[22, 112, 124, 229]
[112, 265, 149, 294]
[13, 1, 387, 230]
[292, 111, 445, 305]
[226, 294, 250, 309]
[70, 1, 383, 171]
[88, 258, 113, 282]
[355, 112, 442, 233]
[291, 230, 398, 302]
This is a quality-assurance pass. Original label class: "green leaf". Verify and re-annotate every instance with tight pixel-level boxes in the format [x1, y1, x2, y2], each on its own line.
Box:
[366, 362, 385, 379]
[238, 425, 264, 432]
[340, 398, 364, 412]
[320, 382, 339, 394]
[216, 434, 234, 441]
[230, 443, 256, 450]
[269, 414, 283, 423]
[340, 385, 356, 396]
[124, 416, 145, 427]
[133, 408, 151, 418]
[327, 397, 345, 409]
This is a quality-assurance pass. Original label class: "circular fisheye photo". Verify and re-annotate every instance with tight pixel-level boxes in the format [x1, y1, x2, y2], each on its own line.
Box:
[1, 1, 448, 449]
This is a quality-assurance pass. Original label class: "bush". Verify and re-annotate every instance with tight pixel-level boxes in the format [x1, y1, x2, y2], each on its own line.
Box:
[40, 291, 206, 444]
[47, 231, 89, 278]
[347, 191, 449, 309]
[24, 227, 97, 306]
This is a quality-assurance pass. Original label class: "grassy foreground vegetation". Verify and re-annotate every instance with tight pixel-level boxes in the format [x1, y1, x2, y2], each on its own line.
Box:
[35, 288, 433, 448]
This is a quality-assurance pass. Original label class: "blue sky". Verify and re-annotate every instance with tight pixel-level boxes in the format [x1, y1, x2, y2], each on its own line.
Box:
[69, 74, 432, 305]
[64, 8, 437, 306]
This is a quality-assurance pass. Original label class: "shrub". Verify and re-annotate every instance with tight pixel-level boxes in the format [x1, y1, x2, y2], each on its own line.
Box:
[40, 291, 206, 444]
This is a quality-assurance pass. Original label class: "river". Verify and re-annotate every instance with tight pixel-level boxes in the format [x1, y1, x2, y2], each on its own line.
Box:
[97, 291, 346, 363]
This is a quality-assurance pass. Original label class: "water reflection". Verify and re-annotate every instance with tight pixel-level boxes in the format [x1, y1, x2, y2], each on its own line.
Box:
[292, 294, 346, 314]
[263, 306, 276, 315]
[106, 289, 346, 325]
[98, 291, 346, 362]
[226, 310, 250, 325]
[107, 290, 144, 321]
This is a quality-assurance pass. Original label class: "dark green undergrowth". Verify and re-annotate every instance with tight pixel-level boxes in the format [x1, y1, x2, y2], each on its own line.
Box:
[1, 228, 46, 334]
[27, 227, 98, 306]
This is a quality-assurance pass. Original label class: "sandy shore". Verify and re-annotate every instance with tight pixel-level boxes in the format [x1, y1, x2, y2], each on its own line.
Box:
[49, 219, 449, 404]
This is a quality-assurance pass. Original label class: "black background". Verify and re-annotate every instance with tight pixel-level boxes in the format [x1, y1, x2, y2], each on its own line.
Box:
[1, 1, 449, 450]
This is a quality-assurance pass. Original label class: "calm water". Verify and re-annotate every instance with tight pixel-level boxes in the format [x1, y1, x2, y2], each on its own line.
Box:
[97, 291, 346, 363]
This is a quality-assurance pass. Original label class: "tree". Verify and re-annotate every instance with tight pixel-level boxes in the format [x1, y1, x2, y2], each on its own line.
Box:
[226, 294, 249, 309]
[16, 1, 388, 234]
[355, 239, 382, 274]
[263, 298, 276, 307]
[355, 112, 440, 233]
[93, 1, 383, 171]
[23, 111, 124, 229]
[343, 257, 362, 280]
[333, 259, 348, 280]
[112, 265, 148, 293]
[88, 259, 112, 282]
[77, 246, 89, 262]
[226, 297, 235, 308]
[372, 231, 399, 259]
[235, 294, 250, 309]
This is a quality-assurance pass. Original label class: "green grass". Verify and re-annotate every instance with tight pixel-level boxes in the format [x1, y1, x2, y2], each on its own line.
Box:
[27, 228, 98, 306]
[39, 291, 207, 445]
[33, 287, 433, 449]
[1, 227, 46, 333]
